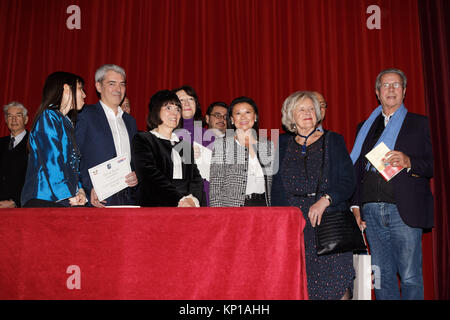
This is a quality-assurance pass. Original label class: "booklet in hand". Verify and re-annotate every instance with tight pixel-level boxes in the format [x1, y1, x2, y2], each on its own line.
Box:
[365, 142, 404, 181]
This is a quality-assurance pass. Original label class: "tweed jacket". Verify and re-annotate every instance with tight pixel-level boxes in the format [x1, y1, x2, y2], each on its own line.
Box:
[209, 134, 274, 207]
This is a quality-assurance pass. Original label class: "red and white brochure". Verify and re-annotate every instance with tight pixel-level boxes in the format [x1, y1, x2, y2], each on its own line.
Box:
[365, 142, 404, 182]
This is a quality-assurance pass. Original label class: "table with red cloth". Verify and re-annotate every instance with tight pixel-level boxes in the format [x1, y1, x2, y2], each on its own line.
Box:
[0, 207, 308, 299]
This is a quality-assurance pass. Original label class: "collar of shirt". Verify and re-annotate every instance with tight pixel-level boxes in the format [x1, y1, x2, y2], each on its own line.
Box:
[381, 109, 395, 127]
[11, 130, 27, 148]
[100, 100, 123, 118]
[150, 129, 180, 145]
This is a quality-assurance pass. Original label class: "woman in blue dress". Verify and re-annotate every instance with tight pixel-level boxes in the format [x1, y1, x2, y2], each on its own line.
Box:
[271, 91, 356, 300]
[21, 71, 87, 207]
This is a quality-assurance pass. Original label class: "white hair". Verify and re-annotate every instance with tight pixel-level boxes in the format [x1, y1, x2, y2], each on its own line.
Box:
[3, 101, 28, 119]
[95, 64, 126, 83]
[281, 91, 322, 133]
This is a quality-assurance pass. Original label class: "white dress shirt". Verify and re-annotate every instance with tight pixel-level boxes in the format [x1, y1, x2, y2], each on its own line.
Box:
[234, 139, 265, 195]
[245, 152, 266, 195]
[100, 101, 131, 161]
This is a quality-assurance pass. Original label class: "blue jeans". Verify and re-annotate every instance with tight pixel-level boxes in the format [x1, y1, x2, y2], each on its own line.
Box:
[362, 202, 424, 300]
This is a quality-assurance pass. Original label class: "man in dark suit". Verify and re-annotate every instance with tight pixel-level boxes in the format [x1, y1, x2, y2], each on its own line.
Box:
[0, 102, 29, 208]
[350, 68, 433, 300]
[75, 64, 138, 207]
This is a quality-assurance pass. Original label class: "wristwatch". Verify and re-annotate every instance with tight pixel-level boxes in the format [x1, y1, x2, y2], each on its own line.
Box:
[322, 194, 332, 205]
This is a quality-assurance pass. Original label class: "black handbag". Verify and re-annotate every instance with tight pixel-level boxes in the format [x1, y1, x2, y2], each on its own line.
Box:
[315, 209, 367, 255]
[312, 132, 367, 256]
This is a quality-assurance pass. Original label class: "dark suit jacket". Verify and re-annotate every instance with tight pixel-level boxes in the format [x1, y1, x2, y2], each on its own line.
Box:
[75, 102, 138, 205]
[352, 112, 434, 228]
[131, 131, 204, 207]
[0, 131, 29, 207]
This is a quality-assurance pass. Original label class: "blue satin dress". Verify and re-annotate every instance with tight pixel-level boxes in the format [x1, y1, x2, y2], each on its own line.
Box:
[21, 109, 82, 206]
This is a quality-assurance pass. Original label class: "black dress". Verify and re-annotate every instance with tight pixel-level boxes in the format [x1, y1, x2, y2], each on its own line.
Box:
[280, 135, 354, 300]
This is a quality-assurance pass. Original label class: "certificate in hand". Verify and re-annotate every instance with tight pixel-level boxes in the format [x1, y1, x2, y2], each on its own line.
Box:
[365, 142, 404, 181]
[88, 154, 131, 201]
[193, 141, 212, 181]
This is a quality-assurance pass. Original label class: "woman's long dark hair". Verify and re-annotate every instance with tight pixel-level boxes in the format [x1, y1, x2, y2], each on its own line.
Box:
[30, 71, 85, 131]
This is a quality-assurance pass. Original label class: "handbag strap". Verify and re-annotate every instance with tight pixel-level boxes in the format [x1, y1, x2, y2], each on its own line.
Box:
[313, 131, 327, 202]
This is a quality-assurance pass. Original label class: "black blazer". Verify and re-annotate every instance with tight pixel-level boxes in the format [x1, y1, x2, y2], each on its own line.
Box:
[132, 131, 204, 207]
[352, 112, 434, 228]
[0, 131, 29, 207]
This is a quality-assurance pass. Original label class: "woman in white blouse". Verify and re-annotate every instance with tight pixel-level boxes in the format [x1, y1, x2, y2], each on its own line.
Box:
[209, 96, 274, 207]
[131, 90, 204, 207]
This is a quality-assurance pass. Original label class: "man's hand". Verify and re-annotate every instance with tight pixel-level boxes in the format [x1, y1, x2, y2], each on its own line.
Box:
[90, 188, 106, 208]
[384, 150, 411, 169]
[125, 171, 138, 187]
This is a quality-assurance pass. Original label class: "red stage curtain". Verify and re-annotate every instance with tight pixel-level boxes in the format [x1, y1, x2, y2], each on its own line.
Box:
[0, 0, 427, 142]
[418, 0, 450, 300]
[0, 207, 307, 300]
[0, 0, 439, 299]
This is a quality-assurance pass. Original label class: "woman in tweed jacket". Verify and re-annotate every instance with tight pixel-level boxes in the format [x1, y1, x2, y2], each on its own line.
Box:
[209, 97, 274, 207]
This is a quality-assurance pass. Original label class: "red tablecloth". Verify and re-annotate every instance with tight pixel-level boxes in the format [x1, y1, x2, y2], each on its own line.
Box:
[0, 207, 307, 299]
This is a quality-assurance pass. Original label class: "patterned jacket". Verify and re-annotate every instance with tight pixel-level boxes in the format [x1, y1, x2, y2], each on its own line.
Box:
[209, 134, 275, 207]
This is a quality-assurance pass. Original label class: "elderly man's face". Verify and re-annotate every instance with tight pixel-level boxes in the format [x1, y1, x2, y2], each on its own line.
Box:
[376, 73, 406, 112]
[5, 106, 28, 136]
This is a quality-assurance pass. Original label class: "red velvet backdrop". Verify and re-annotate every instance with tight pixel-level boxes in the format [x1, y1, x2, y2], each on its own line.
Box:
[0, 0, 439, 299]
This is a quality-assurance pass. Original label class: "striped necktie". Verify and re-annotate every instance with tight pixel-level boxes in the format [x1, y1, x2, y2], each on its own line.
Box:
[8, 136, 15, 150]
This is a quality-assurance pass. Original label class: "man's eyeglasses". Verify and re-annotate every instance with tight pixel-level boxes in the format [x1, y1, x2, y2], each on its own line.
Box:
[6, 113, 24, 119]
[381, 82, 402, 89]
[209, 113, 227, 120]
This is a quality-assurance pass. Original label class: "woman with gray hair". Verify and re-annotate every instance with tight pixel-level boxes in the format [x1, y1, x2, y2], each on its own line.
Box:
[271, 91, 356, 300]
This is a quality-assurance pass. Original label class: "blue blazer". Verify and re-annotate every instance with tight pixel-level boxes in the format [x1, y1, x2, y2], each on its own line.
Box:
[75, 102, 138, 205]
[352, 112, 434, 228]
[21, 110, 81, 206]
[271, 131, 355, 212]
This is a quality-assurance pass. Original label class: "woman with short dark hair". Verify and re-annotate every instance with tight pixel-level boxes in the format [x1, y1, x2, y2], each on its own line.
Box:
[132, 90, 204, 207]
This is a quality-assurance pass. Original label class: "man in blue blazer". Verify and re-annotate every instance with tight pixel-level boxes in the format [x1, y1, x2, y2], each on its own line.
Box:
[350, 68, 434, 300]
[75, 64, 138, 207]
